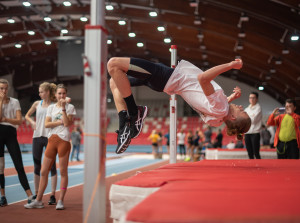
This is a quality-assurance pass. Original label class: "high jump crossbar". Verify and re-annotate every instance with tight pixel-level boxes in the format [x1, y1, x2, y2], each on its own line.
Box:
[169, 45, 177, 164]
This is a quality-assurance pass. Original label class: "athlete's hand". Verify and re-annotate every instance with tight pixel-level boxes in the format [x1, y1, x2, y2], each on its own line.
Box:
[60, 99, 66, 108]
[232, 86, 241, 99]
[66, 97, 71, 103]
[0, 92, 5, 101]
[230, 59, 243, 70]
[31, 121, 36, 130]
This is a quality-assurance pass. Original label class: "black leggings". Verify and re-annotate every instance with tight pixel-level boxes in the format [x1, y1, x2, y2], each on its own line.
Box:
[0, 125, 30, 191]
[179, 144, 186, 155]
[32, 137, 57, 176]
[245, 133, 261, 159]
[127, 58, 174, 92]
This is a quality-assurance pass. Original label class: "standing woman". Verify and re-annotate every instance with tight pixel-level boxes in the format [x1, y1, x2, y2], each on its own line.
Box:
[25, 84, 76, 210]
[0, 79, 34, 206]
[25, 82, 58, 205]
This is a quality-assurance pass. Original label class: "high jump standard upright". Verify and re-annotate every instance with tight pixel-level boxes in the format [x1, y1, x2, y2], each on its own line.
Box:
[169, 45, 177, 164]
[83, 0, 107, 222]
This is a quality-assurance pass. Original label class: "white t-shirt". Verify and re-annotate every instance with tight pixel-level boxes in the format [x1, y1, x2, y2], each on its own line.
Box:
[245, 103, 262, 134]
[46, 103, 76, 141]
[0, 97, 21, 129]
[177, 132, 186, 145]
[164, 60, 229, 127]
[33, 100, 52, 138]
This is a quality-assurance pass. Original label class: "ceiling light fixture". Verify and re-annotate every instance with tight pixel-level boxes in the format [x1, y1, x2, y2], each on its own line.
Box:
[63, 1, 72, 6]
[291, 34, 299, 41]
[106, 4, 114, 10]
[238, 31, 246, 38]
[118, 20, 126, 25]
[45, 40, 51, 45]
[189, 0, 199, 7]
[128, 32, 136, 37]
[137, 42, 144, 47]
[107, 40, 112, 44]
[157, 26, 165, 32]
[7, 18, 15, 23]
[28, 30, 35, 35]
[194, 16, 201, 25]
[44, 17, 51, 22]
[23, 1, 31, 7]
[282, 49, 289, 54]
[61, 29, 68, 34]
[258, 86, 264, 91]
[240, 14, 249, 22]
[275, 59, 282, 65]
[164, 37, 171, 43]
[80, 16, 88, 22]
[0, 35, 3, 39]
[149, 11, 158, 17]
[15, 43, 22, 48]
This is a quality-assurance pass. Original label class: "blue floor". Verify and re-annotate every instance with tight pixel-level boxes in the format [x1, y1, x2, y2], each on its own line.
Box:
[3, 145, 165, 205]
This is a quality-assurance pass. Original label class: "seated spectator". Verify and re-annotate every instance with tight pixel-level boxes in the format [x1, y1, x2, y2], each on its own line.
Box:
[235, 140, 244, 148]
[261, 124, 271, 148]
[227, 140, 235, 149]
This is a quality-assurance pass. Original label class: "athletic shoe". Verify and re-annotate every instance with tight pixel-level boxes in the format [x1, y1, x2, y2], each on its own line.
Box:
[184, 157, 191, 162]
[0, 196, 7, 207]
[115, 124, 131, 154]
[129, 105, 148, 139]
[27, 195, 35, 204]
[56, 200, 64, 210]
[48, 195, 56, 205]
[24, 200, 44, 209]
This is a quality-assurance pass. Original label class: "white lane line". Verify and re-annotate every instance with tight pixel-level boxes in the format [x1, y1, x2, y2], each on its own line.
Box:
[5, 171, 84, 188]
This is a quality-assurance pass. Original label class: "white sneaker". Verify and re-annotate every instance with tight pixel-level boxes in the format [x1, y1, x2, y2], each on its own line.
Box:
[56, 200, 64, 210]
[24, 200, 44, 209]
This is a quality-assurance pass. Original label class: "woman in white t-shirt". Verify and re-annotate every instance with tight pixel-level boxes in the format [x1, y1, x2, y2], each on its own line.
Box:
[177, 129, 186, 159]
[0, 79, 34, 207]
[25, 84, 76, 210]
[25, 82, 58, 205]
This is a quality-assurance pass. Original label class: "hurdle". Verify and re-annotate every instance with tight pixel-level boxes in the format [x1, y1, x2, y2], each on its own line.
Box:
[169, 45, 177, 164]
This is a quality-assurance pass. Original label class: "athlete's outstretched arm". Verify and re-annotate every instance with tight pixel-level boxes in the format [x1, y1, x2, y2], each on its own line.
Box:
[197, 59, 243, 96]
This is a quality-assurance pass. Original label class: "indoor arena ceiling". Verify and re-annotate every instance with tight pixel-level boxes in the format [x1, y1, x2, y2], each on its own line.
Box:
[0, 0, 299, 106]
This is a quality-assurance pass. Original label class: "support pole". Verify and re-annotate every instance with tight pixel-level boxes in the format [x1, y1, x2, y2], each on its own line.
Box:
[169, 45, 177, 164]
[83, 0, 107, 222]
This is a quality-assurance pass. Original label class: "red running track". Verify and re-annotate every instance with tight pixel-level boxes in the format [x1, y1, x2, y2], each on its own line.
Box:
[114, 160, 300, 223]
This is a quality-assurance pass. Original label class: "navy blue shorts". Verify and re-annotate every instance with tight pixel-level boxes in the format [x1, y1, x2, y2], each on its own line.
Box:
[127, 58, 174, 92]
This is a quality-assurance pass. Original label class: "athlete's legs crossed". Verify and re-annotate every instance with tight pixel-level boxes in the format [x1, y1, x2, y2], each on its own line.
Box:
[57, 140, 71, 201]
[37, 136, 57, 201]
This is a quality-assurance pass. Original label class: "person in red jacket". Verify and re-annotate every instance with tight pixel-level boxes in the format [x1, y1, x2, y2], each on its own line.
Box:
[267, 99, 300, 159]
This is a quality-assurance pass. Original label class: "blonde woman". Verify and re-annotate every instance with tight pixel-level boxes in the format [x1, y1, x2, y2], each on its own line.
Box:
[0, 79, 34, 206]
[25, 84, 75, 210]
[25, 82, 58, 205]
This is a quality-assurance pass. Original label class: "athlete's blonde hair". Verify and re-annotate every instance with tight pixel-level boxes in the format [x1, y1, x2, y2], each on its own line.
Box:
[0, 79, 9, 87]
[39, 82, 57, 102]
